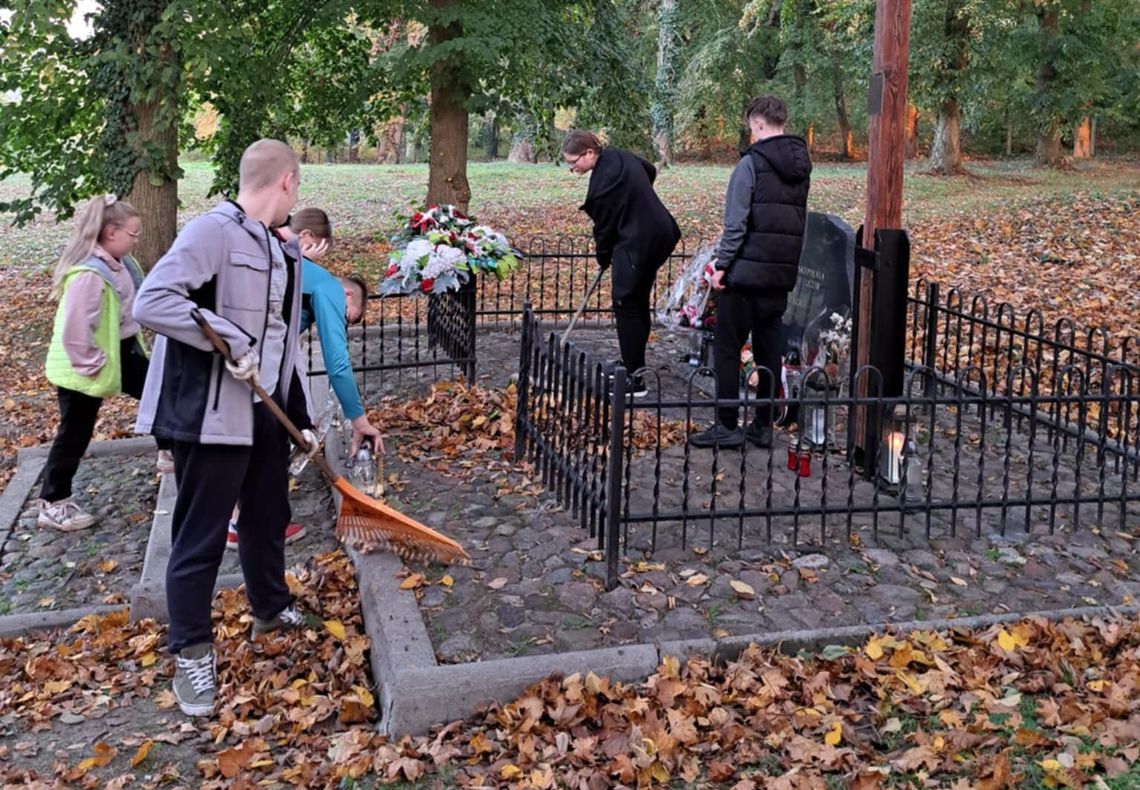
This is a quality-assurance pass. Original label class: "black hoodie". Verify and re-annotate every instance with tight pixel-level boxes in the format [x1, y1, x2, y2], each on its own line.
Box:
[580, 147, 681, 302]
[715, 134, 812, 292]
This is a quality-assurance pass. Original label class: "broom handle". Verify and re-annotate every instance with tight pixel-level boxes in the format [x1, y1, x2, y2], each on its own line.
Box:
[561, 268, 605, 349]
[191, 309, 340, 483]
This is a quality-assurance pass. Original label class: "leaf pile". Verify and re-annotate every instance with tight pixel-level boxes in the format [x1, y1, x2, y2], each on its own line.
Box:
[4, 547, 1140, 787]
[368, 380, 690, 478]
[0, 551, 377, 788]
[375, 617, 1140, 788]
[911, 192, 1139, 349]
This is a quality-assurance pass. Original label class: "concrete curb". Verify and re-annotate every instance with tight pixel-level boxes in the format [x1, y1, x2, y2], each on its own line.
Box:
[0, 605, 127, 638]
[0, 453, 45, 545]
[16, 435, 156, 464]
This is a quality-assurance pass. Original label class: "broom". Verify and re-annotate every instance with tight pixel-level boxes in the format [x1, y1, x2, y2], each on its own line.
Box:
[191, 309, 470, 566]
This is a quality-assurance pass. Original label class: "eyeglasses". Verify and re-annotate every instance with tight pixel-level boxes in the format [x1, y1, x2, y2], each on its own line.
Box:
[120, 228, 141, 239]
[565, 153, 586, 168]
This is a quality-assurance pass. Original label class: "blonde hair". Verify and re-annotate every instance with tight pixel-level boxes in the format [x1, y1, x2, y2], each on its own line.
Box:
[52, 195, 139, 295]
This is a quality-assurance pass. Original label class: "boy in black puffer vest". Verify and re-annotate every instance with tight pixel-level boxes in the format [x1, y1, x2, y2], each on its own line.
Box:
[690, 95, 812, 449]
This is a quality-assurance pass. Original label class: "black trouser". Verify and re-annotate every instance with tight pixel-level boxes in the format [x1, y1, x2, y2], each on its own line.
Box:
[712, 289, 786, 429]
[165, 399, 293, 653]
[613, 275, 655, 375]
[40, 338, 150, 502]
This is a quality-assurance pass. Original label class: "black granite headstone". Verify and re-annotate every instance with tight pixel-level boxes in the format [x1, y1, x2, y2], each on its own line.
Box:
[781, 212, 856, 358]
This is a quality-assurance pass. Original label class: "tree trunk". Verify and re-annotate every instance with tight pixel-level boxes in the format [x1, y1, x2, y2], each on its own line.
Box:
[426, 0, 470, 211]
[483, 111, 498, 160]
[348, 129, 361, 163]
[1034, 7, 1063, 167]
[507, 137, 534, 163]
[651, 0, 678, 168]
[1073, 116, 1091, 158]
[927, 98, 962, 174]
[905, 103, 919, 158]
[806, 123, 814, 152]
[1006, 119, 1012, 155]
[126, 99, 179, 268]
[832, 56, 854, 160]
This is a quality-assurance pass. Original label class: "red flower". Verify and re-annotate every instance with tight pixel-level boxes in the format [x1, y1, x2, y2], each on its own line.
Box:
[420, 278, 435, 293]
[411, 211, 423, 225]
[453, 209, 467, 219]
[386, 264, 398, 277]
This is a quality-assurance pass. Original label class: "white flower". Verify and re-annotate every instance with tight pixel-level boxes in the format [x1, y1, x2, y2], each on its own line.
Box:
[423, 244, 467, 279]
[404, 238, 433, 265]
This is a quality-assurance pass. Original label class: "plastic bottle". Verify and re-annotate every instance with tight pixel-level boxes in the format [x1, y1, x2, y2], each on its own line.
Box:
[288, 400, 339, 476]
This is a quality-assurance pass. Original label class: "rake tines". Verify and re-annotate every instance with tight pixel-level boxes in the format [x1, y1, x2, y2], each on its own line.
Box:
[333, 480, 470, 566]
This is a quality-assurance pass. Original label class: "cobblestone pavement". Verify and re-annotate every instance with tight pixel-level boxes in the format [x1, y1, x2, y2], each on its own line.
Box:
[4, 323, 1135, 662]
[0, 452, 337, 616]
[358, 325, 1140, 664]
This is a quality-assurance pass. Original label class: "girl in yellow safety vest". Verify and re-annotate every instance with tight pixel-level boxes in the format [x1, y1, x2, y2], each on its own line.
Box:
[39, 194, 153, 531]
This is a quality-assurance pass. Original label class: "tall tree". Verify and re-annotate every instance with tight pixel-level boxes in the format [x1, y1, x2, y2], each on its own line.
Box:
[911, 0, 975, 174]
[651, 0, 680, 167]
[0, 0, 181, 266]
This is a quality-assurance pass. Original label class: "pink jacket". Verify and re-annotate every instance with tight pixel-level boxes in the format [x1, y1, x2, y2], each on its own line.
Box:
[61, 246, 141, 375]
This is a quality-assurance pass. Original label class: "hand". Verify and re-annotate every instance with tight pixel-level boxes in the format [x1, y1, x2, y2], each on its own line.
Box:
[350, 415, 384, 456]
[711, 269, 727, 291]
[225, 348, 260, 383]
[301, 237, 329, 260]
[299, 428, 320, 458]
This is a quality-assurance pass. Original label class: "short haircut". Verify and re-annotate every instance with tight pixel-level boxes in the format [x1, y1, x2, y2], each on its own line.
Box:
[340, 273, 369, 324]
[238, 139, 299, 192]
[290, 207, 332, 239]
[745, 95, 788, 128]
[561, 130, 603, 156]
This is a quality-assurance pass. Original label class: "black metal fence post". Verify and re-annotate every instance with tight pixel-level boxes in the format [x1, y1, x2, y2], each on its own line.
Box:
[605, 366, 628, 591]
[513, 304, 533, 462]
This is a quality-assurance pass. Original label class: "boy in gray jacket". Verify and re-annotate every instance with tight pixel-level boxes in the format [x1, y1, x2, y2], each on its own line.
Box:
[133, 139, 316, 717]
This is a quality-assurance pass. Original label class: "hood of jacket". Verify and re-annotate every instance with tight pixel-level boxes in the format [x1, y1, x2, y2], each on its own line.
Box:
[750, 135, 812, 184]
[580, 147, 626, 210]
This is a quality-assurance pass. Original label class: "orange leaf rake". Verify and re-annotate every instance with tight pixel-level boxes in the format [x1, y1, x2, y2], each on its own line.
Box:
[191, 309, 469, 565]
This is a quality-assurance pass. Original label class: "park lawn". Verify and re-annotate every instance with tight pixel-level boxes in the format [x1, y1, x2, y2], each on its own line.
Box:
[0, 158, 1136, 488]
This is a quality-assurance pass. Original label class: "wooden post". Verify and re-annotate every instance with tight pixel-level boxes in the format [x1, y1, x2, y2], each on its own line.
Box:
[854, 0, 912, 460]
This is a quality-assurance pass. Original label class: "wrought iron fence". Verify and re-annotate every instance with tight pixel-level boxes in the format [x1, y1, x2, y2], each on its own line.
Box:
[515, 282, 1140, 589]
[303, 236, 1138, 593]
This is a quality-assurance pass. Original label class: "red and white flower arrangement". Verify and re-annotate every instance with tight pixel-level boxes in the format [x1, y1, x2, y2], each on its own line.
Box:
[380, 204, 521, 296]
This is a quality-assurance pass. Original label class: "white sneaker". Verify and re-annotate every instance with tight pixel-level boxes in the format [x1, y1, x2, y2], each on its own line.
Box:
[173, 643, 216, 717]
[37, 498, 97, 532]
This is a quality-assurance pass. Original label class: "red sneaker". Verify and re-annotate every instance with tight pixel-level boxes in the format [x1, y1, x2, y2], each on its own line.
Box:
[225, 521, 306, 550]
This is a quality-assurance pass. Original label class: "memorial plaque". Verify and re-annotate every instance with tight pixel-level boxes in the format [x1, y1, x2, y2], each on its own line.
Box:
[782, 212, 855, 358]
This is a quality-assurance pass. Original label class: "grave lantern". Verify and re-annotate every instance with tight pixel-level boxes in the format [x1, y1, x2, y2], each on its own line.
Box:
[878, 405, 914, 492]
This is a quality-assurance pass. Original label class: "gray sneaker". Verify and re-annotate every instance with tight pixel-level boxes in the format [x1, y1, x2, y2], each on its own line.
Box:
[37, 498, 97, 531]
[173, 643, 216, 717]
[251, 605, 306, 638]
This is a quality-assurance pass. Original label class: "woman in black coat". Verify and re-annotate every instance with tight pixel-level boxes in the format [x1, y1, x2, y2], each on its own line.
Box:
[563, 130, 681, 397]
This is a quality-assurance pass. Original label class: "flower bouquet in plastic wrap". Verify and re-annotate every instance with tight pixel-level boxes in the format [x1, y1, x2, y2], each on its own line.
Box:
[381, 204, 520, 296]
[656, 238, 720, 331]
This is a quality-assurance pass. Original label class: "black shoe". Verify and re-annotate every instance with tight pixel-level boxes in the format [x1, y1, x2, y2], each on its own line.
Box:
[608, 369, 648, 398]
[688, 424, 744, 449]
[744, 423, 773, 448]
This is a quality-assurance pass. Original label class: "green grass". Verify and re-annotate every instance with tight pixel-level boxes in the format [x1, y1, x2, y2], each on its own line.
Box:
[2, 156, 1136, 274]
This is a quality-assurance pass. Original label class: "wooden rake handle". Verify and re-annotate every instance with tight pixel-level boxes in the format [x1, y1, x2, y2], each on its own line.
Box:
[561, 268, 605, 349]
[190, 308, 339, 483]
